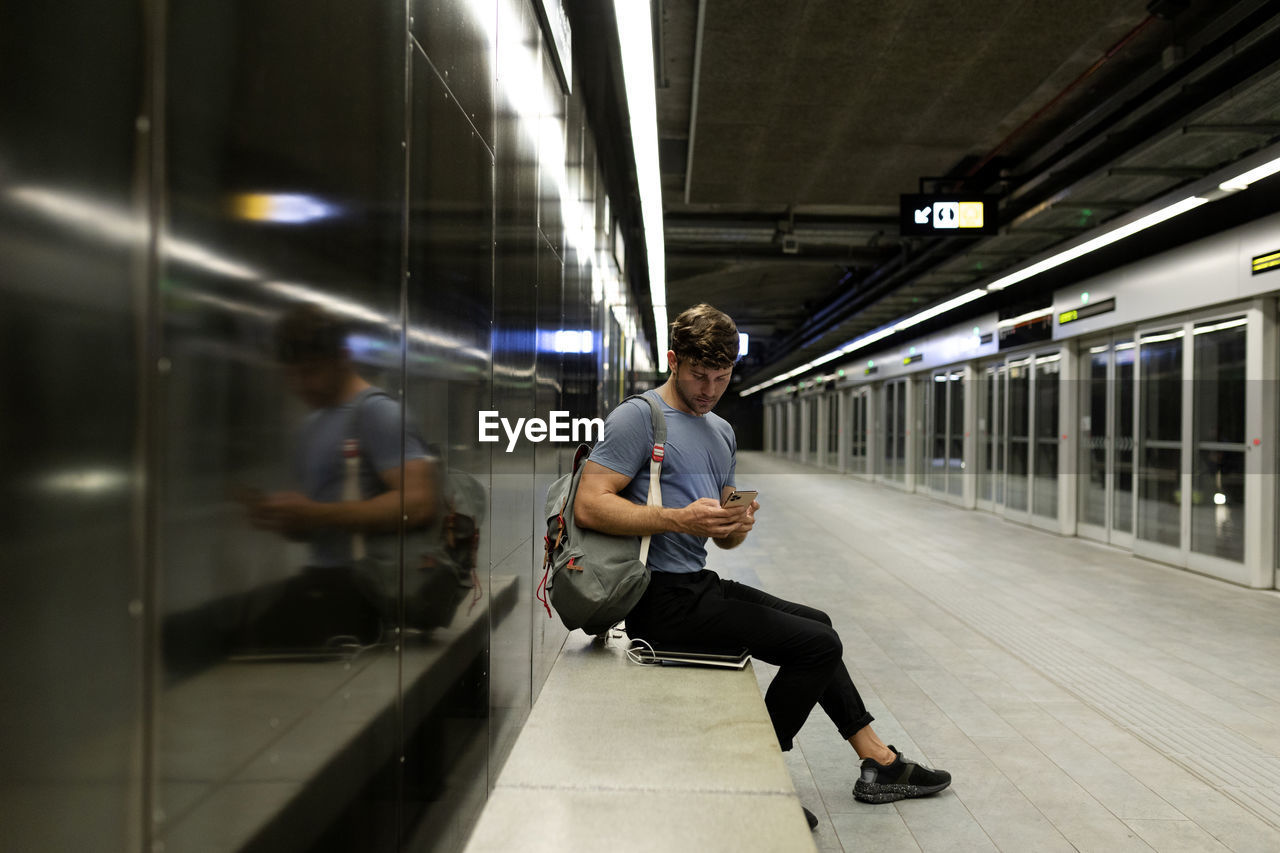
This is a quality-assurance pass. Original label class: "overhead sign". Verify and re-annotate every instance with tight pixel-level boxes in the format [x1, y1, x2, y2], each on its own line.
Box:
[1059, 297, 1117, 326]
[1252, 249, 1280, 275]
[899, 194, 998, 236]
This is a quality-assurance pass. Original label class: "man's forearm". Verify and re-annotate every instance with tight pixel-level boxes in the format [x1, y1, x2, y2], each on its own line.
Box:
[314, 490, 406, 533]
[576, 491, 679, 537]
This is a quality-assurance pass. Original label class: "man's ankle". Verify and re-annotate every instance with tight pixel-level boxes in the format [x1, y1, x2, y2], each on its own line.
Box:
[869, 746, 895, 766]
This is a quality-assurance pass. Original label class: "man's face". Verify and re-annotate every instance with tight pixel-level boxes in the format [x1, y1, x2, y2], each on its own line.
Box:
[284, 358, 345, 409]
[668, 356, 733, 416]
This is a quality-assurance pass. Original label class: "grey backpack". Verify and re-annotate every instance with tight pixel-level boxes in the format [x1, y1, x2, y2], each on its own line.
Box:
[538, 392, 667, 636]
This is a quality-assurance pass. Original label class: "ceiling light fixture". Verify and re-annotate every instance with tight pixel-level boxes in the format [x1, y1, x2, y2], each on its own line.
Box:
[986, 195, 1209, 291]
[1219, 155, 1280, 192]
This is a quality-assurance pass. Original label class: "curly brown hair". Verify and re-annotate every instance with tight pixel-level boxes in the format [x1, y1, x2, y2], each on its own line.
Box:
[669, 303, 739, 368]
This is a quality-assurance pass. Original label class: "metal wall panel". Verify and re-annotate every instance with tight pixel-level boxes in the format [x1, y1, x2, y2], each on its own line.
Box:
[156, 1, 407, 850]
[0, 3, 147, 849]
[0, 1, 650, 848]
[411, 0, 497, 152]
[405, 36, 497, 849]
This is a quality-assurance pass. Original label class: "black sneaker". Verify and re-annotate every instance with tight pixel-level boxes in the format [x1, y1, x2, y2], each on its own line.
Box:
[802, 806, 818, 830]
[853, 745, 951, 804]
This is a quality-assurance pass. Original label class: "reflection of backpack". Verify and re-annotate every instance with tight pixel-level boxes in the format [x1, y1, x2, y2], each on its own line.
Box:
[347, 391, 484, 631]
[538, 392, 666, 636]
[406, 458, 485, 628]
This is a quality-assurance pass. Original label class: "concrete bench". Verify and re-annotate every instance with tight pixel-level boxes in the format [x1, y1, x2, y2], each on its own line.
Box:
[463, 632, 816, 852]
[155, 576, 519, 852]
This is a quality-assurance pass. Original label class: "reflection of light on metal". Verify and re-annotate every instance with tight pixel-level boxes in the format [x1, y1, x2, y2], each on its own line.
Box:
[262, 282, 387, 325]
[9, 186, 260, 279]
[537, 329, 594, 354]
[41, 468, 130, 495]
[465, 0, 653, 360]
[166, 237, 259, 279]
[9, 186, 146, 243]
[614, 0, 667, 363]
[1214, 492, 1227, 506]
[231, 193, 338, 223]
[173, 288, 278, 320]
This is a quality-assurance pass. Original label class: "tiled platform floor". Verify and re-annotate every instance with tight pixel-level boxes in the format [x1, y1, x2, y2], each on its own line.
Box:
[707, 452, 1280, 853]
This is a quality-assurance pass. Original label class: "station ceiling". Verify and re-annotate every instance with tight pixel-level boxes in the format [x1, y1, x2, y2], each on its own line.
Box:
[652, 0, 1280, 387]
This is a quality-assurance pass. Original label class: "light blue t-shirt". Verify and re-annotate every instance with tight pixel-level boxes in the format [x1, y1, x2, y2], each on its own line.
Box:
[588, 389, 737, 574]
[297, 387, 430, 567]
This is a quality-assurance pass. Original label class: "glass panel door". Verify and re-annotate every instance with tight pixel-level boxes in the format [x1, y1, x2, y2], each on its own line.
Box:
[1006, 359, 1030, 512]
[807, 398, 818, 462]
[930, 373, 947, 492]
[1191, 317, 1247, 561]
[1080, 345, 1109, 528]
[882, 383, 896, 480]
[995, 364, 1006, 506]
[827, 393, 840, 468]
[1138, 329, 1184, 547]
[849, 389, 867, 475]
[948, 370, 965, 496]
[1033, 354, 1060, 519]
[1114, 341, 1135, 534]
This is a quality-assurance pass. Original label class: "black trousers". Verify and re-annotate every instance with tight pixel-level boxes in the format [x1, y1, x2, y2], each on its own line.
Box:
[625, 569, 874, 751]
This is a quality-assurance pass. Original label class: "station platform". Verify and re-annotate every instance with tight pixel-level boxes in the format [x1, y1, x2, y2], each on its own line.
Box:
[701, 451, 1280, 853]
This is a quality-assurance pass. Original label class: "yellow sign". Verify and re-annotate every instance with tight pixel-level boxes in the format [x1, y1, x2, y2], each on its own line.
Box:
[1059, 309, 1079, 325]
[1252, 249, 1280, 274]
[958, 201, 985, 229]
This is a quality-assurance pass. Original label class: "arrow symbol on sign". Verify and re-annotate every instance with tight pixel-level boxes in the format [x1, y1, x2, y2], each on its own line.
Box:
[914, 207, 930, 224]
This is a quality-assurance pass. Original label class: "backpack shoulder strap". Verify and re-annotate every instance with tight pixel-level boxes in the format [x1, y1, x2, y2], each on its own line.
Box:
[619, 390, 668, 564]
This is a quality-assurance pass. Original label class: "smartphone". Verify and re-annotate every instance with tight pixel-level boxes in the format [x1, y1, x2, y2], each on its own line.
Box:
[721, 489, 758, 508]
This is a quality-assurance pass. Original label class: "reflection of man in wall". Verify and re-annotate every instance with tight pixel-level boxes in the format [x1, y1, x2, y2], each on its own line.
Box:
[254, 305, 434, 546]
[247, 304, 436, 643]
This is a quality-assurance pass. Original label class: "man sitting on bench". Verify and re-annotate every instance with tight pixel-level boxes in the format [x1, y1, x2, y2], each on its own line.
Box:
[574, 303, 952, 822]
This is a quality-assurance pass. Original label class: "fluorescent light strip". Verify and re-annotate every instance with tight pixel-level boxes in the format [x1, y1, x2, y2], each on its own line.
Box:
[996, 308, 1053, 329]
[1139, 330, 1185, 344]
[614, 0, 668, 364]
[987, 196, 1209, 291]
[893, 289, 988, 331]
[1219, 156, 1280, 191]
[742, 288, 989, 397]
[1193, 317, 1247, 335]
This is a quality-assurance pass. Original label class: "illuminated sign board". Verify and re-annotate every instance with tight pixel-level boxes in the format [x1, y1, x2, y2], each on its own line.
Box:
[1252, 249, 1280, 275]
[1058, 297, 1117, 326]
[899, 194, 998, 236]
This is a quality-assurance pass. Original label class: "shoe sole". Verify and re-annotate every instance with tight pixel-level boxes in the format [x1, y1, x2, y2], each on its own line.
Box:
[853, 779, 951, 804]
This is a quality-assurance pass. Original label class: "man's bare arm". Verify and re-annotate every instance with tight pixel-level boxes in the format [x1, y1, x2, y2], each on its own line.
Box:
[252, 458, 436, 534]
[573, 460, 747, 539]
